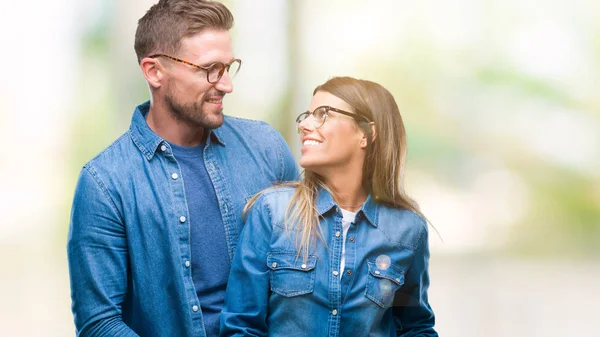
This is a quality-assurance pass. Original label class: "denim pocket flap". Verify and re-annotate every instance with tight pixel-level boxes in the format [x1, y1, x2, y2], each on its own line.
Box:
[367, 261, 404, 285]
[267, 252, 317, 271]
[365, 261, 405, 308]
[267, 252, 317, 297]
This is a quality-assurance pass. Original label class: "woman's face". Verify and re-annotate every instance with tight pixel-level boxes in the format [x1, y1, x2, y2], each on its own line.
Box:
[298, 91, 367, 177]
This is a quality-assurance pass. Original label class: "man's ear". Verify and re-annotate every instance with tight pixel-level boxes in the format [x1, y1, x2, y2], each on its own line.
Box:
[140, 57, 164, 89]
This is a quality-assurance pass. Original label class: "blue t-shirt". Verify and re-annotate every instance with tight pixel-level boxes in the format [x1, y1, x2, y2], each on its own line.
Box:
[171, 142, 230, 337]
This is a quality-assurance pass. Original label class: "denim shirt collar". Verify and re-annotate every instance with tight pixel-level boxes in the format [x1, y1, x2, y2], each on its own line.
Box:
[315, 187, 379, 227]
[129, 101, 226, 160]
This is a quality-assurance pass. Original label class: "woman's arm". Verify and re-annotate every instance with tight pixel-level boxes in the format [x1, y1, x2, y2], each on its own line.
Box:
[393, 228, 438, 337]
[220, 195, 273, 337]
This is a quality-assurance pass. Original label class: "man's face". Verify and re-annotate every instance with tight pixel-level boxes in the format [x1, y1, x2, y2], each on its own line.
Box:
[162, 29, 235, 130]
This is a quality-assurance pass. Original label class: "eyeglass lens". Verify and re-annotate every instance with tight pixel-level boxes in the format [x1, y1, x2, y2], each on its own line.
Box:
[208, 60, 241, 83]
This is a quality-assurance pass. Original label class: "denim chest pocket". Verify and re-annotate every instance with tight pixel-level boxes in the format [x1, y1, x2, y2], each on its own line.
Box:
[365, 261, 405, 308]
[267, 252, 317, 297]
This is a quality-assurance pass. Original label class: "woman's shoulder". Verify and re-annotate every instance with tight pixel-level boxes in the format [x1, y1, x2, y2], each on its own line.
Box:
[247, 186, 296, 229]
[378, 205, 427, 227]
[250, 185, 297, 219]
[256, 185, 297, 205]
[377, 204, 429, 250]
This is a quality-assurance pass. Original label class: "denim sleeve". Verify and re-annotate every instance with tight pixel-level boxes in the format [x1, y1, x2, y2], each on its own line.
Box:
[274, 130, 299, 182]
[393, 227, 438, 337]
[67, 167, 139, 337]
[220, 196, 272, 337]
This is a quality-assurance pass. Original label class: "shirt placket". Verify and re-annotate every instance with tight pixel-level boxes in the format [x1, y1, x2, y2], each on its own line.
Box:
[202, 143, 238, 263]
[340, 215, 358, 304]
[160, 142, 206, 336]
[327, 208, 344, 336]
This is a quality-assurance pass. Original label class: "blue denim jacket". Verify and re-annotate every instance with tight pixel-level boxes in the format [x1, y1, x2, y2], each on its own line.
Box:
[221, 187, 437, 337]
[67, 102, 298, 337]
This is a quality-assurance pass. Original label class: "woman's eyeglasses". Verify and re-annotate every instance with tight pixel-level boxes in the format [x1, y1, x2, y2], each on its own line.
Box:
[295, 106, 371, 130]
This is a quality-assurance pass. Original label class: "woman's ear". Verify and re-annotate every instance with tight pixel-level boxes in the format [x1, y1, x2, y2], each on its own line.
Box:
[140, 57, 164, 89]
[360, 137, 368, 149]
[360, 122, 376, 149]
[369, 122, 377, 142]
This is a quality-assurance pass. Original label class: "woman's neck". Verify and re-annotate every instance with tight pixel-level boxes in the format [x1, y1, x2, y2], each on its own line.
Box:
[324, 174, 368, 213]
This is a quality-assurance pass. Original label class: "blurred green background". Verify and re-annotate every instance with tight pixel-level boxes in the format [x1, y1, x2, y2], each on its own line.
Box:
[0, 0, 598, 336]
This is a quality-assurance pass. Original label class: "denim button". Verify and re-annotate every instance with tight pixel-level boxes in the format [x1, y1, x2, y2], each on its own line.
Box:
[160, 145, 167, 152]
[272, 262, 277, 268]
[375, 270, 380, 275]
[347, 270, 353, 276]
[335, 231, 341, 237]
[332, 270, 339, 276]
[192, 305, 199, 312]
[349, 237, 355, 243]
[171, 173, 178, 180]
[185, 261, 190, 268]
[179, 216, 186, 223]
[301, 263, 307, 269]
[332, 309, 338, 316]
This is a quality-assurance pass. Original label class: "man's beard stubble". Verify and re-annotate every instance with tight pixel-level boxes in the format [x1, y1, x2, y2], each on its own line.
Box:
[164, 92, 225, 130]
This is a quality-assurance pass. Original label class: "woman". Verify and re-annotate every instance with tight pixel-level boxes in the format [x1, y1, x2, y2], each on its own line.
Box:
[220, 77, 437, 336]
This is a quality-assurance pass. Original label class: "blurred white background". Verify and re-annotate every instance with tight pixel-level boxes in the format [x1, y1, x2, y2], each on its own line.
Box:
[0, 0, 598, 336]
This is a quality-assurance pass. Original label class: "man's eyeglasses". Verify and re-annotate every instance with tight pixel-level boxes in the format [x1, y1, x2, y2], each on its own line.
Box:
[296, 106, 371, 131]
[149, 54, 242, 84]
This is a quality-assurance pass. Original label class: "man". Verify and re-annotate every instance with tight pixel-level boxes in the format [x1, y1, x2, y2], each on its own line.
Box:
[67, 1, 298, 336]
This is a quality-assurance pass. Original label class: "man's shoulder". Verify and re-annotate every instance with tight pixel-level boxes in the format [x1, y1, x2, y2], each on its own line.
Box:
[221, 116, 281, 141]
[223, 115, 271, 129]
[82, 131, 136, 175]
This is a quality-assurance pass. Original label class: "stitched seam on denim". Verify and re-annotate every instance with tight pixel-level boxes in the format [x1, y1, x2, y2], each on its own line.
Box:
[128, 128, 152, 160]
[204, 147, 238, 262]
[262, 188, 295, 230]
[83, 165, 125, 223]
[267, 252, 317, 269]
[367, 261, 405, 279]
[365, 274, 402, 308]
[373, 200, 380, 227]
[227, 117, 287, 183]
[407, 213, 428, 253]
[415, 224, 427, 254]
[86, 132, 129, 165]
[365, 275, 386, 308]
[400, 229, 427, 301]
[269, 125, 285, 183]
[167, 159, 204, 332]
[373, 224, 418, 251]
[264, 191, 274, 226]
[225, 116, 269, 125]
[380, 210, 427, 250]
[365, 260, 404, 309]
[269, 252, 316, 297]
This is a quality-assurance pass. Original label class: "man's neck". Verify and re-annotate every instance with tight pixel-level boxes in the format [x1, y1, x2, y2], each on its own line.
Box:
[146, 100, 206, 147]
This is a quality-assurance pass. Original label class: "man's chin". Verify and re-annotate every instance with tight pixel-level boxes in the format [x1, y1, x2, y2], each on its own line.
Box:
[197, 111, 225, 130]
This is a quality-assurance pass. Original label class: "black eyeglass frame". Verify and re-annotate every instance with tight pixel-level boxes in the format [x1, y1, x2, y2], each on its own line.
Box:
[295, 105, 371, 130]
[148, 53, 242, 84]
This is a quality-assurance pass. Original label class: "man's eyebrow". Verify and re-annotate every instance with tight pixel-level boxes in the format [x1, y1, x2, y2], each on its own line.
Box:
[197, 61, 218, 68]
[199, 58, 236, 68]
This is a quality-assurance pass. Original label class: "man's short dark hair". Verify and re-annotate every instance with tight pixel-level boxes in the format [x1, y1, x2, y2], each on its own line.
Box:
[134, 0, 234, 63]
